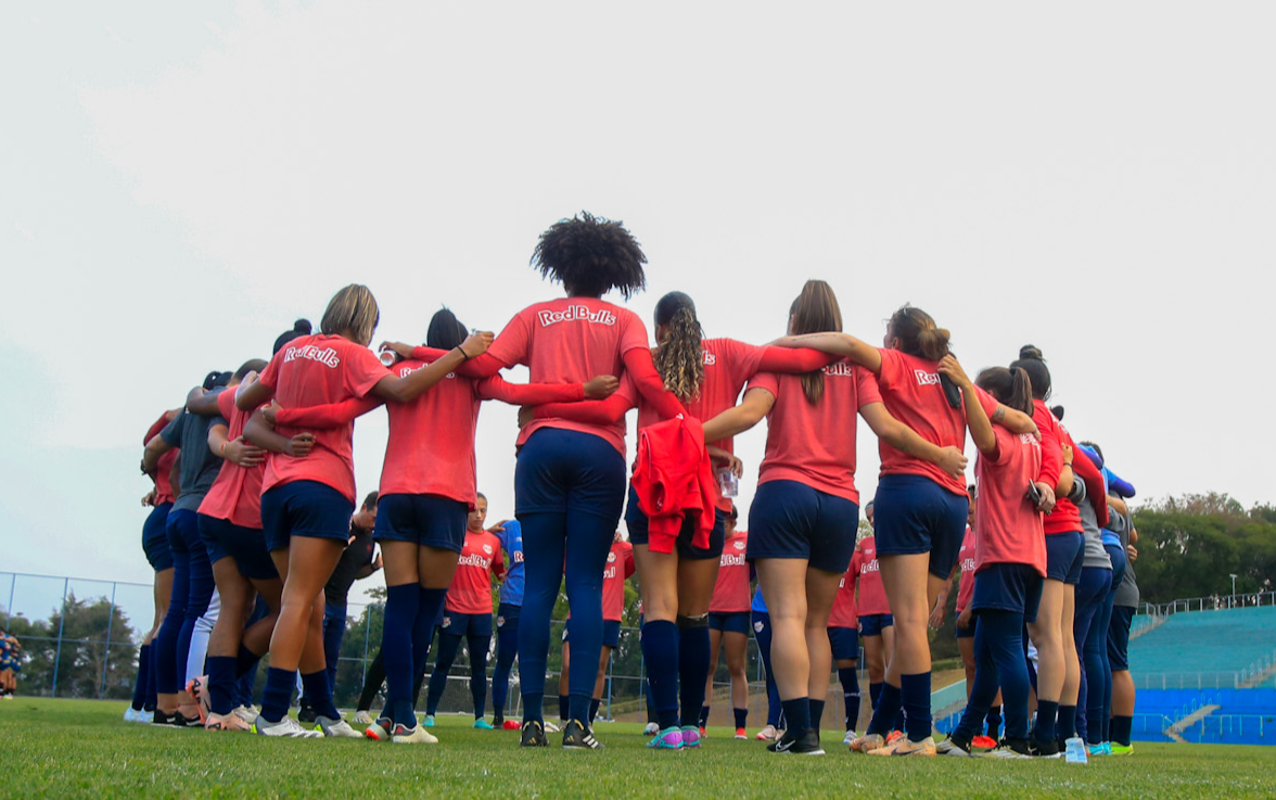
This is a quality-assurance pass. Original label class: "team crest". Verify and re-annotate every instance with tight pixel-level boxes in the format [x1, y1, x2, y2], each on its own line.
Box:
[753, 620, 764, 633]
[608, 551, 617, 563]
[497, 616, 505, 627]
[483, 544, 493, 555]
[734, 541, 746, 550]
[442, 616, 452, 628]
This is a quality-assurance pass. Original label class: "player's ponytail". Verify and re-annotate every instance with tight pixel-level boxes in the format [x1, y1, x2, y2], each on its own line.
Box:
[888, 305, 950, 361]
[653, 291, 704, 403]
[975, 366, 1034, 415]
[789, 280, 842, 405]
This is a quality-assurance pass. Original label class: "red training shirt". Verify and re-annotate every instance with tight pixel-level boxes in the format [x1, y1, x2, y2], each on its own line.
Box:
[850, 535, 890, 617]
[974, 425, 1047, 577]
[955, 525, 976, 613]
[446, 530, 505, 616]
[198, 389, 266, 529]
[602, 540, 635, 622]
[709, 528, 750, 614]
[829, 562, 860, 629]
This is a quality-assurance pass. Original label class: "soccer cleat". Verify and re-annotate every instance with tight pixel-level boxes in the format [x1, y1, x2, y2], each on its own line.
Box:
[1029, 735, 1062, 758]
[423, 714, 436, 727]
[502, 720, 521, 730]
[767, 727, 825, 756]
[644, 722, 660, 736]
[699, 725, 707, 738]
[520, 720, 548, 748]
[870, 736, 936, 756]
[561, 719, 604, 750]
[123, 707, 140, 723]
[842, 729, 859, 746]
[982, 738, 1032, 759]
[936, 736, 971, 757]
[680, 726, 701, 749]
[1088, 742, 1112, 757]
[205, 711, 252, 732]
[735, 727, 748, 740]
[848, 732, 885, 753]
[353, 710, 373, 726]
[314, 715, 361, 738]
[392, 722, 439, 744]
[186, 676, 211, 724]
[297, 704, 317, 724]
[252, 715, 322, 738]
[647, 726, 682, 750]
[886, 729, 906, 746]
[971, 734, 998, 751]
[755, 724, 780, 742]
[543, 720, 561, 733]
[1108, 743, 1134, 756]
[364, 717, 394, 742]
[474, 718, 494, 730]
[139, 709, 155, 724]
[231, 705, 257, 725]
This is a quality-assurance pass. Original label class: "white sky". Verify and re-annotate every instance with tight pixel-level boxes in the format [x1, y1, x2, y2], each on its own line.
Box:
[2, 1, 1274, 618]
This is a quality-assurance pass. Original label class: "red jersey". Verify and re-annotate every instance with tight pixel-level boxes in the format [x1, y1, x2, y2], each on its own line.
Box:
[850, 535, 890, 616]
[874, 349, 997, 496]
[602, 540, 635, 621]
[145, 412, 178, 505]
[955, 525, 976, 613]
[709, 529, 750, 614]
[829, 562, 860, 629]
[974, 425, 1047, 577]
[747, 359, 882, 504]
[446, 530, 505, 615]
[258, 334, 388, 503]
[486, 298, 650, 456]
[198, 389, 266, 529]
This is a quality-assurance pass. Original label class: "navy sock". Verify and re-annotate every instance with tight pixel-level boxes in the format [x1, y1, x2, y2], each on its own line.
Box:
[559, 694, 570, 721]
[236, 645, 261, 676]
[523, 692, 544, 725]
[839, 668, 861, 730]
[642, 620, 680, 730]
[733, 708, 747, 730]
[677, 617, 710, 727]
[144, 643, 159, 710]
[1034, 700, 1059, 743]
[867, 682, 901, 736]
[1057, 704, 1077, 741]
[900, 672, 931, 741]
[699, 705, 711, 728]
[383, 584, 421, 725]
[781, 698, 811, 735]
[809, 699, 826, 733]
[568, 694, 591, 724]
[1111, 715, 1133, 747]
[869, 681, 883, 710]
[589, 698, 601, 724]
[260, 666, 295, 723]
[131, 644, 151, 711]
[301, 670, 339, 719]
[986, 705, 1002, 739]
[206, 655, 237, 715]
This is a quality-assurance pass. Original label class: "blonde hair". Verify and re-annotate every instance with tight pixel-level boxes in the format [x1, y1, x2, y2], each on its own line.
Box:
[654, 304, 704, 403]
[320, 284, 380, 346]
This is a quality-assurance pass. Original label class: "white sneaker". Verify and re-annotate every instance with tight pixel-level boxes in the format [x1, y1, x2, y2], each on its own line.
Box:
[644, 721, 660, 736]
[843, 729, 859, 746]
[315, 715, 362, 738]
[353, 710, 373, 726]
[253, 715, 322, 738]
[232, 705, 257, 725]
[392, 722, 439, 744]
[756, 724, 779, 742]
[544, 721, 561, 733]
[139, 709, 154, 724]
[123, 707, 140, 723]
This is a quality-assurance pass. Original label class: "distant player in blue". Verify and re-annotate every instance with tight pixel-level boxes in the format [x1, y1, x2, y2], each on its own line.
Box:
[490, 518, 525, 729]
[750, 587, 785, 741]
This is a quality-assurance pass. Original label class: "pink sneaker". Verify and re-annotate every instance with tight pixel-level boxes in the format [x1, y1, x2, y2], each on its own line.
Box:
[186, 676, 210, 724]
[647, 726, 683, 750]
[680, 726, 702, 749]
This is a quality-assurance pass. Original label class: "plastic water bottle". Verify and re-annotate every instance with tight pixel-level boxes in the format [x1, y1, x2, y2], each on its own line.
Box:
[1064, 737, 1088, 764]
[717, 468, 739, 498]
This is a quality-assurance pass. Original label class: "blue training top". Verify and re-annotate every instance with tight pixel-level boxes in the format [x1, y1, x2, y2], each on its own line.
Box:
[751, 586, 768, 614]
[495, 520, 525, 607]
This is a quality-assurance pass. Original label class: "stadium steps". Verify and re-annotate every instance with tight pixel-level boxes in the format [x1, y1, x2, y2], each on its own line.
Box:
[1163, 704, 1221, 743]
[1128, 613, 1166, 642]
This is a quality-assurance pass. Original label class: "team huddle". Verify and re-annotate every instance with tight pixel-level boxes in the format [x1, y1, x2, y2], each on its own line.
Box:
[123, 212, 1140, 760]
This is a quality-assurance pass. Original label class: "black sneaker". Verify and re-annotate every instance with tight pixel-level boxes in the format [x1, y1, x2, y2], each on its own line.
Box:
[297, 703, 317, 724]
[176, 711, 203, 728]
[520, 720, 548, 747]
[982, 737, 1033, 759]
[1029, 734, 1061, 758]
[493, 714, 505, 728]
[767, 727, 825, 755]
[151, 709, 182, 727]
[561, 719, 604, 750]
[936, 735, 972, 756]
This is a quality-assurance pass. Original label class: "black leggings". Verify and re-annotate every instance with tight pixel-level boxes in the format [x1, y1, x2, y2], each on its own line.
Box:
[356, 644, 432, 713]
[426, 632, 491, 718]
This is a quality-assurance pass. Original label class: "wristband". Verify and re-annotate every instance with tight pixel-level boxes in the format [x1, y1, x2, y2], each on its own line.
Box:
[1062, 462, 1073, 468]
[220, 441, 228, 457]
[456, 344, 472, 360]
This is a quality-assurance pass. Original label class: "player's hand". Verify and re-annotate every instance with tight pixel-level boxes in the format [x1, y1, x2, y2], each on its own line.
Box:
[224, 437, 267, 467]
[937, 446, 968, 480]
[584, 375, 620, 399]
[286, 432, 316, 458]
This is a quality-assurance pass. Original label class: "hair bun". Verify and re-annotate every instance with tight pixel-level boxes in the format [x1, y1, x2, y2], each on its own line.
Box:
[1019, 344, 1043, 361]
[294, 319, 312, 334]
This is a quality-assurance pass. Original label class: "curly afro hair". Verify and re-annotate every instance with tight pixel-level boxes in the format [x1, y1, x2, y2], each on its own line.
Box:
[530, 212, 647, 300]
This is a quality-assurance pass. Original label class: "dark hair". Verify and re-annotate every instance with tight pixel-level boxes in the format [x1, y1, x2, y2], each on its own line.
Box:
[727, 503, 738, 521]
[202, 371, 231, 391]
[273, 319, 312, 355]
[975, 366, 1034, 415]
[653, 292, 704, 402]
[426, 308, 468, 351]
[531, 212, 647, 299]
[789, 280, 842, 404]
[234, 359, 268, 381]
[362, 491, 379, 510]
[887, 305, 950, 361]
[476, 491, 487, 502]
[968, 483, 977, 498]
[1079, 440, 1105, 468]
[1010, 344, 1052, 401]
[1051, 404, 1065, 421]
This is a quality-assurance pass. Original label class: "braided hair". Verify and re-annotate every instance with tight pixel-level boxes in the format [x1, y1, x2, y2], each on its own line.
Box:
[653, 292, 704, 403]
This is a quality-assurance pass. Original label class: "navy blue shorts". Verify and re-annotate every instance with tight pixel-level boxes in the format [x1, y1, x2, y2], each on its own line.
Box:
[859, 613, 894, 637]
[955, 613, 976, 639]
[709, 611, 751, 635]
[1045, 531, 1085, 585]
[496, 602, 521, 632]
[1107, 605, 1134, 671]
[563, 619, 623, 649]
[626, 484, 726, 560]
[374, 493, 468, 553]
[197, 514, 279, 581]
[260, 480, 354, 552]
[972, 562, 1043, 623]
[514, 428, 626, 520]
[828, 626, 860, 661]
[873, 474, 968, 580]
[747, 480, 859, 574]
[441, 611, 493, 638]
[143, 502, 174, 571]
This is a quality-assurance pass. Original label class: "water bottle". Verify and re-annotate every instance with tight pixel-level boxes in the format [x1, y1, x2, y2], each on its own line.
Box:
[379, 350, 398, 367]
[1064, 736, 1088, 764]
[717, 467, 739, 498]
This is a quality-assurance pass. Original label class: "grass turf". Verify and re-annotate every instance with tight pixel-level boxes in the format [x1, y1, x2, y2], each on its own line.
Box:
[3, 699, 1273, 799]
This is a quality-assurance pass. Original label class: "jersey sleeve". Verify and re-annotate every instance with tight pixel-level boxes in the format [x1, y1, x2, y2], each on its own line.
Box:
[1068, 430, 1110, 528]
[746, 372, 780, 397]
[854, 366, 884, 409]
[216, 388, 237, 421]
[486, 309, 532, 368]
[343, 344, 392, 398]
[623, 544, 636, 579]
[875, 348, 902, 388]
[274, 395, 384, 428]
[617, 309, 653, 356]
[491, 539, 506, 580]
[534, 373, 637, 423]
[258, 349, 283, 391]
[1036, 412, 1063, 489]
[755, 345, 834, 375]
[622, 347, 687, 419]
[145, 413, 170, 445]
[160, 412, 185, 447]
[476, 374, 585, 405]
[972, 385, 999, 418]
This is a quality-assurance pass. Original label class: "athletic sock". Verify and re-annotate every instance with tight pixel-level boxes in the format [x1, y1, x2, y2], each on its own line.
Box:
[733, 708, 747, 730]
[985, 704, 1002, 739]
[1033, 700, 1059, 744]
[677, 616, 710, 728]
[809, 699, 826, 733]
[144, 643, 158, 711]
[301, 670, 339, 719]
[131, 644, 151, 711]
[522, 692, 544, 725]
[206, 655, 237, 715]
[699, 705, 712, 729]
[558, 694, 570, 722]
[867, 682, 901, 736]
[900, 672, 932, 742]
[839, 667, 861, 730]
[781, 698, 811, 735]
[869, 681, 883, 710]
[414, 588, 447, 677]
[1111, 715, 1133, 747]
[1057, 704, 1078, 742]
[589, 698, 601, 724]
[383, 584, 421, 726]
[568, 694, 591, 725]
[236, 645, 262, 676]
[260, 666, 295, 723]
[642, 620, 680, 730]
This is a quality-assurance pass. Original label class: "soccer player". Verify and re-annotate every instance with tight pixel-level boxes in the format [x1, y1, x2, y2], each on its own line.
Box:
[827, 551, 861, 745]
[851, 503, 896, 741]
[703, 506, 751, 740]
[490, 517, 525, 730]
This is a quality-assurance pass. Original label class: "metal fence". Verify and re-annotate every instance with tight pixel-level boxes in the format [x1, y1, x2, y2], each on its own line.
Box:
[1139, 591, 1276, 617]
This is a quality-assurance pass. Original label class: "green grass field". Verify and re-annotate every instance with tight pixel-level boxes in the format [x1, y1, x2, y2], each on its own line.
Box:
[3, 699, 1273, 799]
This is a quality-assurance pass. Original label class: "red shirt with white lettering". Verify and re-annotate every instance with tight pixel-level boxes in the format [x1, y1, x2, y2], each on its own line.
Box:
[874, 348, 997, 496]
[955, 525, 977, 613]
[850, 535, 890, 616]
[198, 389, 266, 529]
[974, 426, 1047, 577]
[446, 530, 505, 615]
[602, 540, 635, 621]
[829, 561, 860, 629]
[257, 334, 388, 504]
[486, 298, 651, 456]
[747, 359, 883, 504]
[710, 529, 750, 613]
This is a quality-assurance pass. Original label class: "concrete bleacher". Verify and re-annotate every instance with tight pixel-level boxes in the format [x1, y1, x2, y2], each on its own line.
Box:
[1128, 606, 1276, 685]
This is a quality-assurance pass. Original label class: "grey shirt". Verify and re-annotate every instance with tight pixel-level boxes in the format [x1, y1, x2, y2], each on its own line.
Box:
[1076, 477, 1113, 570]
[161, 394, 228, 513]
[1114, 510, 1139, 608]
